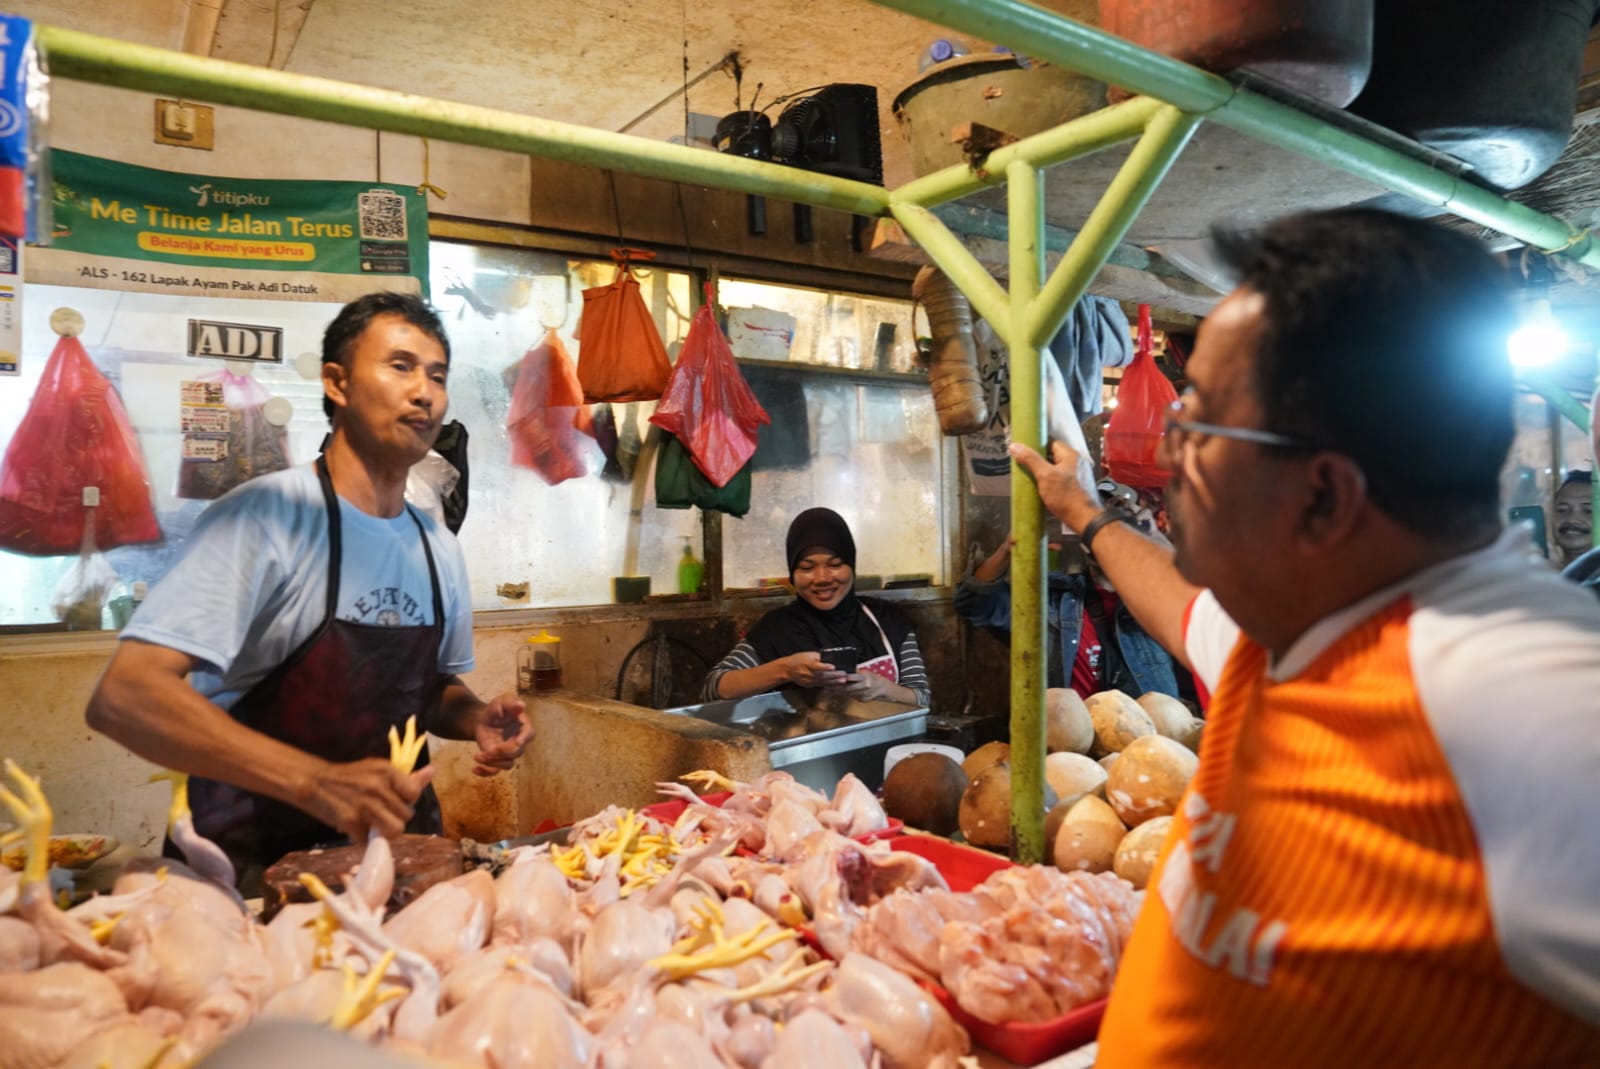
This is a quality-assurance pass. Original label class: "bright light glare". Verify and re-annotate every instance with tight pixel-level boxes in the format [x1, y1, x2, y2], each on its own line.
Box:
[1508, 299, 1568, 368]
[1508, 322, 1569, 368]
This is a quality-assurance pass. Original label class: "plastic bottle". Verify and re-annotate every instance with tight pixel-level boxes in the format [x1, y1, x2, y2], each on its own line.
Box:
[917, 38, 971, 72]
[106, 578, 135, 629]
[677, 537, 704, 595]
[517, 629, 562, 693]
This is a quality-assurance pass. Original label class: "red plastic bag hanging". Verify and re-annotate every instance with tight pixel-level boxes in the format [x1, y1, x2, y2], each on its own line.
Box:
[1105, 304, 1178, 489]
[506, 328, 600, 486]
[649, 283, 771, 488]
[0, 333, 160, 556]
[573, 249, 673, 403]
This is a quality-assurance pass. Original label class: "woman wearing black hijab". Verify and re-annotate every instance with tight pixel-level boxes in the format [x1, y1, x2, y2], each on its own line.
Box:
[702, 507, 931, 705]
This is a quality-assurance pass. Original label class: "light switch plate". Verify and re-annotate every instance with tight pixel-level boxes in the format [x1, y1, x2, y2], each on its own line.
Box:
[154, 99, 215, 150]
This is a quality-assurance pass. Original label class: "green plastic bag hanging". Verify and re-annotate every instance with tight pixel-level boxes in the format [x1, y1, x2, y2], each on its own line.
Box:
[654, 432, 751, 517]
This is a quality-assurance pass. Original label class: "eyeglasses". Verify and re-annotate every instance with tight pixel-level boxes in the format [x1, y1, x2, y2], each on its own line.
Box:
[1162, 388, 1323, 454]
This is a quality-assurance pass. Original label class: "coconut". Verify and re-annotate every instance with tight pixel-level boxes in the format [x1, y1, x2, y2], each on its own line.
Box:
[961, 740, 1011, 781]
[1104, 734, 1198, 827]
[1113, 815, 1172, 889]
[1137, 692, 1204, 752]
[1085, 690, 1157, 756]
[1052, 794, 1127, 874]
[881, 752, 968, 836]
[1045, 688, 1095, 754]
[1044, 751, 1107, 810]
[958, 761, 1057, 851]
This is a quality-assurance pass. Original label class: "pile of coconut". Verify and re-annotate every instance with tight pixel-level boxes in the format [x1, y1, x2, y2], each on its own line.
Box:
[879, 689, 1201, 890]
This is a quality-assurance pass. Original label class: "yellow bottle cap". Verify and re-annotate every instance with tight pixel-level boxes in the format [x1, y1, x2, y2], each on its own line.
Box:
[527, 628, 560, 647]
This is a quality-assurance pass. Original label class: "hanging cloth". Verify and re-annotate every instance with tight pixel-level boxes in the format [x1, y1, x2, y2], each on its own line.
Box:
[0, 332, 160, 555]
[574, 249, 673, 403]
[649, 282, 772, 488]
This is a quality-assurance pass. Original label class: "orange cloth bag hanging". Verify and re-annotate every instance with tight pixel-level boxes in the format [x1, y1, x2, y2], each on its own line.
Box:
[649, 283, 771, 488]
[1104, 304, 1178, 489]
[574, 249, 673, 403]
[506, 328, 600, 486]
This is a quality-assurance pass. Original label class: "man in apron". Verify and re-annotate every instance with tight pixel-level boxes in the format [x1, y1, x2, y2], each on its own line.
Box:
[87, 292, 531, 894]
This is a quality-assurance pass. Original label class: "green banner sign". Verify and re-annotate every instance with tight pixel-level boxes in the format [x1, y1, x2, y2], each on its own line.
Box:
[29, 150, 430, 303]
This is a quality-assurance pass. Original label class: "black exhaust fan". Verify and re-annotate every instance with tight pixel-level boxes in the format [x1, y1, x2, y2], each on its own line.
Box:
[717, 84, 882, 246]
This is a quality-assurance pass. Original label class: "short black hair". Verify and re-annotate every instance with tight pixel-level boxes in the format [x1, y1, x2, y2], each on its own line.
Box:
[1213, 209, 1515, 540]
[321, 292, 451, 422]
[1560, 469, 1594, 490]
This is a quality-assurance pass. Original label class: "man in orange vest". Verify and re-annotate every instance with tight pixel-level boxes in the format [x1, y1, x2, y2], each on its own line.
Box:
[1013, 208, 1600, 1067]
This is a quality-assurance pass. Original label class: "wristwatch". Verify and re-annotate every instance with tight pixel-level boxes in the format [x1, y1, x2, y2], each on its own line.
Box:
[1080, 507, 1133, 553]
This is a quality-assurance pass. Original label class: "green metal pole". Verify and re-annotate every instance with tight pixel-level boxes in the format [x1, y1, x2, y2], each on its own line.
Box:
[1027, 105, 1200, 348]
[1006, 156, 1048, 865]
[894, 97, 1161, 210]
[889, 201, 1012, 330]
[38, 27, 891, 218]
[866, 0, 1600, 270]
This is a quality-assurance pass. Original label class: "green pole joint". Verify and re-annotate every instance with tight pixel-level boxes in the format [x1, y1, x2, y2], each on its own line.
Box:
[889, 201, 1012, 330]
[1026, 104, 1200, 348]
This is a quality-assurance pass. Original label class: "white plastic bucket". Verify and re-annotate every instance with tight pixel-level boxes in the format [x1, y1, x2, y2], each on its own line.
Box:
[884, 742, 964, 780]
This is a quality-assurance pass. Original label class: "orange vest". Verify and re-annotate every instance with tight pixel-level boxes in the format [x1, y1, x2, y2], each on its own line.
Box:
[1098, 597, 1600, 1068]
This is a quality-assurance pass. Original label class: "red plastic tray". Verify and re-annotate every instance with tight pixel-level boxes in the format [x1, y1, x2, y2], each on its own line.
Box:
[883, 835, 1106, 1066]
[638, 791, 903, 844]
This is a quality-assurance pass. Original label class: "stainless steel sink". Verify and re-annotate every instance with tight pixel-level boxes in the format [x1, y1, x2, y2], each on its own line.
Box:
[664, 690, 927, 793]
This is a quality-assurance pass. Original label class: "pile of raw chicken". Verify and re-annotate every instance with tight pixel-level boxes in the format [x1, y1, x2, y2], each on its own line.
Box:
[0, 749, 1139, 1069]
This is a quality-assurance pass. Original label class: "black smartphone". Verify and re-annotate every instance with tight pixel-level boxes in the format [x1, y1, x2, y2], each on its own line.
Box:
[1508, 505, 1549, 558]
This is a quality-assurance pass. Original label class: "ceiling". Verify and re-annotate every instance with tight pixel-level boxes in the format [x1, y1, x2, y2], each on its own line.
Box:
[13, 0, 1600, 324]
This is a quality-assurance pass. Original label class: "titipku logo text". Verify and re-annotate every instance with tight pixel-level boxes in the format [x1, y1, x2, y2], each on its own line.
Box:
[189, 183, 270, 209]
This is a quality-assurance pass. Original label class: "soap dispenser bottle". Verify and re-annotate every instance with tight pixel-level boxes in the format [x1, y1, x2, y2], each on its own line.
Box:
[678, 537, 704, 594]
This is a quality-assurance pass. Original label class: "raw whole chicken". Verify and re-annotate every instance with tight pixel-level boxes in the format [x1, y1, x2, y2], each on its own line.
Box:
[762, 1007, 872, 1069]
[823, 952, 969, 1069]
[0, 962, 132, 1069]
[578, 896, 675, 998]
[381, 868, 495, 972]
[426, 973, 591, 1069]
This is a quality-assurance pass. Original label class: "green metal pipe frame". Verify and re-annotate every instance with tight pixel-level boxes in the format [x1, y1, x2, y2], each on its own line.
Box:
[867, 0, 1600, 270]
[35, 13, 1600, 861]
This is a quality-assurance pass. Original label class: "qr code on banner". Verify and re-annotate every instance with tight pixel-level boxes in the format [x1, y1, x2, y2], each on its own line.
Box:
[358, 191, 408, 241]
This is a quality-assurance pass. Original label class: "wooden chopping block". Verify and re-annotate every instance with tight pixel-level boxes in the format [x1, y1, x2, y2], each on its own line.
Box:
[259, 833, 465, 920]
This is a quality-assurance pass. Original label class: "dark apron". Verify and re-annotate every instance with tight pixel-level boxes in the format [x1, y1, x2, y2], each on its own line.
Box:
[184, 455, 446, 894]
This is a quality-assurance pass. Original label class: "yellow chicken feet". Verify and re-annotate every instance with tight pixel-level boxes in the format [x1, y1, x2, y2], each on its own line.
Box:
[1, 759, 52, 887]
[325, 948, 406, 1031]
[726, 948, 832, 1005]
[2, 760, 126, 968]
[648, 902, 799, 981]
[388, 717, 426, 775]
[148, 770, 236, 892]
[680, 770, 741, 795]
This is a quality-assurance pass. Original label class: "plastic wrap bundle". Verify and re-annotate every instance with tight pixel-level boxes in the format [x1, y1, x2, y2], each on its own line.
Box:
[176, 369, 292, 500]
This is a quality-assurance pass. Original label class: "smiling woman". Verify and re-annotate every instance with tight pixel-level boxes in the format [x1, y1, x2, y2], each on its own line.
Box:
[702, 507, 931, 707]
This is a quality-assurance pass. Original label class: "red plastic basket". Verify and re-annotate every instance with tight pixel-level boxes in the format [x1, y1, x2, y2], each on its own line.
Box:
[883, 835, 1107, 1066]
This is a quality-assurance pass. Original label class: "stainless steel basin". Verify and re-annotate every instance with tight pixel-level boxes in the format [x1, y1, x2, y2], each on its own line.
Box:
[664, 690, 928, 793]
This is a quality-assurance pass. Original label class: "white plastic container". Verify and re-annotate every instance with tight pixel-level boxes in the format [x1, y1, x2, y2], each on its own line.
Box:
[884, 742, 964, 779]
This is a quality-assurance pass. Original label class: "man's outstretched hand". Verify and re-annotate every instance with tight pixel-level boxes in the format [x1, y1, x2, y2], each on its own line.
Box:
[472, 693, 532, 777]
[1009, 439, 1103, 532]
